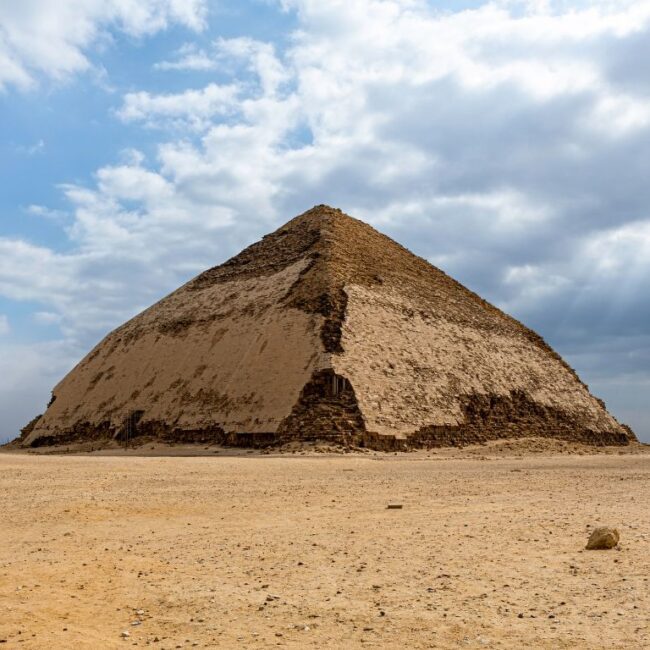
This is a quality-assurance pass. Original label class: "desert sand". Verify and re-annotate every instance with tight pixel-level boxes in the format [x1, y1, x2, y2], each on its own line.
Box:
[1, 443, 648, 649]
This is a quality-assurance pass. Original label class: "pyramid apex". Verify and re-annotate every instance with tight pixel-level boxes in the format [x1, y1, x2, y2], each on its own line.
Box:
[311, 203, 342, 211]
[272, 203, 362, 236]
[302, 204, 347, 217]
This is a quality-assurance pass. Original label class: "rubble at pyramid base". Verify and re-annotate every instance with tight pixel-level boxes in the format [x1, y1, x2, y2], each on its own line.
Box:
[17, 372, 631, 451]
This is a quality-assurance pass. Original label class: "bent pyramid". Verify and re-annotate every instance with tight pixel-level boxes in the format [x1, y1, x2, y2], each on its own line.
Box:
[20, 205, 635, 449]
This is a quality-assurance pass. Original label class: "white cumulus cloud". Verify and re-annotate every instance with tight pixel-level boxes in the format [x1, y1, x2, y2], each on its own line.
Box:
[118, 83, 241, 130]
[0, 0, 207, 90]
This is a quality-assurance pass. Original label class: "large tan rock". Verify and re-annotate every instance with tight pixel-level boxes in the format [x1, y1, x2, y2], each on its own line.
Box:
[586, 527, 620, 550]
[16, 205, 637, 450]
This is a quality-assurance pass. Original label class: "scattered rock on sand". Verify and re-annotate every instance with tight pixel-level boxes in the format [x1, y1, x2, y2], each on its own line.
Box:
[586, 527, 620, 550]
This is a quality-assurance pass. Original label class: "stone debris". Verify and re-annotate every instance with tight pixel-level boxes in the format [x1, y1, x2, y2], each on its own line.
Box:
[586, 527, 620, 550]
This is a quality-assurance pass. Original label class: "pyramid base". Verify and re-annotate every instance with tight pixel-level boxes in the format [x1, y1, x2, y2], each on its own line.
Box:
[17, 424, 630, 451]
[15, 386, 633, 451]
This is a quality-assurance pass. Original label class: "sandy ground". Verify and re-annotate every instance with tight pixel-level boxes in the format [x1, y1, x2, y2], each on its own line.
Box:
[1, 446, 649, 649]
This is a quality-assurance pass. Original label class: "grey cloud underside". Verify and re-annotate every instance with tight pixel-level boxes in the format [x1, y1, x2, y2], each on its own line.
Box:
[600, 26, 650, 96]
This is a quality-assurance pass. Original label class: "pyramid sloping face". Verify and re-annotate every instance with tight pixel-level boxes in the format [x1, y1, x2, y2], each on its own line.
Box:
[22, 205, 634, 448]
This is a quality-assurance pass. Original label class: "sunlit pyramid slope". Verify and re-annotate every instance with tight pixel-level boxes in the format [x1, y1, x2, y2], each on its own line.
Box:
[18, 205, 635, 449]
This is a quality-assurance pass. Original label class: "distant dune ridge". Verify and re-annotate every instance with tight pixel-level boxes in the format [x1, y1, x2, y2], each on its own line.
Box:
[13, 205, 636, 450]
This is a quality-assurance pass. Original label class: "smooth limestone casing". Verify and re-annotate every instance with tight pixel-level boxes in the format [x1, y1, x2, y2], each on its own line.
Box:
[334, 284, 621, 438]
[25, 260, 329, 445]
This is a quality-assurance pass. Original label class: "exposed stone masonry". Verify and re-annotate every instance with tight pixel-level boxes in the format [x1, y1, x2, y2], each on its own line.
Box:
[411, 391, 631, 448]
[277, 370, 366, 443]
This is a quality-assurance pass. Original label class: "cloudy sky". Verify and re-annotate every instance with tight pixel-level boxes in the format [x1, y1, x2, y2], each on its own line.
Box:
[0, 0, 648, 442]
